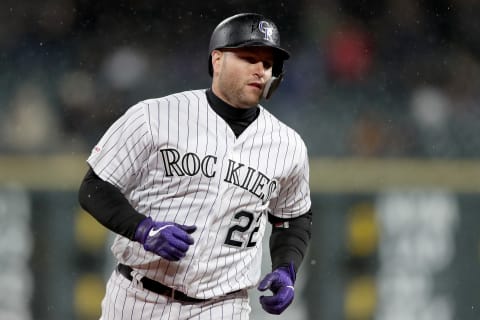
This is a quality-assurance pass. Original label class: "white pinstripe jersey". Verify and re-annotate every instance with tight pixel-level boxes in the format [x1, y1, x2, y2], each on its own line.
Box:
[87, 89, 311, 299]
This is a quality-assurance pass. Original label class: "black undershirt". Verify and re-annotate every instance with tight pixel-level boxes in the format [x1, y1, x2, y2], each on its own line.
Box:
[205, 88, 259, 137]
[78, 89, 311, 272]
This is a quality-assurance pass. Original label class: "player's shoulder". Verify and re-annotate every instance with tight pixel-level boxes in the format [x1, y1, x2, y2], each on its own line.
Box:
[138, 89, 208, 108]
[124, 89, 208, 122]
[258, 105, 307, 147]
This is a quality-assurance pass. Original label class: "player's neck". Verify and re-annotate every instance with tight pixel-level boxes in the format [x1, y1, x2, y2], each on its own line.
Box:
[206, 88, 259, 137]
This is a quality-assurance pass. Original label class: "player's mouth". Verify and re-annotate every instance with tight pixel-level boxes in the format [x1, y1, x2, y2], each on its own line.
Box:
[248, 82, 263, 90]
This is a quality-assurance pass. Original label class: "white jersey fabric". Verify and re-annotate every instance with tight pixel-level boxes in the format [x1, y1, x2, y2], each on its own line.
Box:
[87, 89, 311, 299]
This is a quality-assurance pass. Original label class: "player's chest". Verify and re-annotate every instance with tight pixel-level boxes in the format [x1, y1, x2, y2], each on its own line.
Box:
[157, 140, 281, 179]
[154, 135, 286, 199]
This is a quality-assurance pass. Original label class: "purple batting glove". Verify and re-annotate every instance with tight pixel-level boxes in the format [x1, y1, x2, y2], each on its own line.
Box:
[258, 262, 296, 315]
[134, 217, 196, 261]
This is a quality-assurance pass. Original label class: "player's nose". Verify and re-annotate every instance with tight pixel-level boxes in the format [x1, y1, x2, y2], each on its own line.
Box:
[252, 61, 266, 77]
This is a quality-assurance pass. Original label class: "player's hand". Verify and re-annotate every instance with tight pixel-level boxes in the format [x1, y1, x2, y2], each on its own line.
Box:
[134, 217, 196, 261]
[257, 262, 296, 315]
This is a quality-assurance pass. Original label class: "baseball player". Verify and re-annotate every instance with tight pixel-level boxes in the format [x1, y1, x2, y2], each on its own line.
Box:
[78, 13, 312, 320]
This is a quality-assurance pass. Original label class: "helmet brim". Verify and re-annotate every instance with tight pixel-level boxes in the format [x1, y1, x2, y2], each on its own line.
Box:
[213, 41, 290, 60]
[208, 42, 290, 76]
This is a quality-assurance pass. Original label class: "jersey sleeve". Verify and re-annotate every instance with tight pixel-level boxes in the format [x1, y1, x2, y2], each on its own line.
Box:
[87, 103, 151, 191]
[270, 137, 311, 219]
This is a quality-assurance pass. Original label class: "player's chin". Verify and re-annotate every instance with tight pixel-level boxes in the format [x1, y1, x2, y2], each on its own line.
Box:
[244, 86, 262, 104]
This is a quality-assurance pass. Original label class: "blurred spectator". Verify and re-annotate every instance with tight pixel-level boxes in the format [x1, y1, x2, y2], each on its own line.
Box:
[101, 47, 149, 91]
[348, 111, 387, 156]
[325, 20, 374, 82]
[410, 86, 450, 132]
[57, 69, 97, 148]
[0, 0, 480, 158]
[2, 82, 61, 152]
[409, 85, 454, 157]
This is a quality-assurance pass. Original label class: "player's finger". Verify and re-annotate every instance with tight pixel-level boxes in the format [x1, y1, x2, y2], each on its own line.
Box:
[260, 294, 281, 307]
[259, 287, 294, 314]
[179, 224, 197, 234]
[167, 243, 192, 259]
[258, 273, 277, 291]
[260, 295, 285, 315]
[159, 248, 183, 261]
[171, 229, 195, 245]
[267, 286, 294, 305]
[168, 237, 191, 252]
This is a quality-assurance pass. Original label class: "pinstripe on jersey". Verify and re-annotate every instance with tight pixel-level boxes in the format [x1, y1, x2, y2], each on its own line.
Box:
[87, 89, 311, 300]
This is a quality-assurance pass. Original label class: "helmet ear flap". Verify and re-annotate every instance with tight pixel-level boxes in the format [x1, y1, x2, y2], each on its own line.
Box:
[262, 73, 284, 100]
[272, 59, 284, 78]
[262, 58, 285, 100]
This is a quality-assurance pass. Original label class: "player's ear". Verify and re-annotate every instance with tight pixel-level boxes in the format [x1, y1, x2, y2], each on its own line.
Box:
[211, 50, 223, 75]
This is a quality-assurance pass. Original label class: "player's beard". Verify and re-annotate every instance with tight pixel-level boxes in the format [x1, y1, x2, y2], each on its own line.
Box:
[216, 73, 261, 109]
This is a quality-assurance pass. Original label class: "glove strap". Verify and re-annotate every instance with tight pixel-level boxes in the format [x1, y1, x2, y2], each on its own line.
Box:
[134, 217, 154, 243]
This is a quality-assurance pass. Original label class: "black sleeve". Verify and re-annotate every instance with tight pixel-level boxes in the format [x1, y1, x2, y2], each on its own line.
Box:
[268, 209, 313, 273]
[78, 167, 146, 240]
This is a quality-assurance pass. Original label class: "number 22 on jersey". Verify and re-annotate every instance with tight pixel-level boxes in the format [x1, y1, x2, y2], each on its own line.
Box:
[224, 210, 263, 248]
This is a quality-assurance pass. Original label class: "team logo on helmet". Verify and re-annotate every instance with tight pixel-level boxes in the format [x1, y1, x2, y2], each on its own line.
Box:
[258, 21, 274, 41]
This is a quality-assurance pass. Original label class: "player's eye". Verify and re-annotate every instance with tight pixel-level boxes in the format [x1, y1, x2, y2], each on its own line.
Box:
[243, 56, 272, 70]
[243, 56, 258, 64]
[263, 61, 272, 70]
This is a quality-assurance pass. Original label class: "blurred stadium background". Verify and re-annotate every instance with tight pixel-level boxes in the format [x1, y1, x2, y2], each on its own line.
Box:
[1, 0, 480, 319]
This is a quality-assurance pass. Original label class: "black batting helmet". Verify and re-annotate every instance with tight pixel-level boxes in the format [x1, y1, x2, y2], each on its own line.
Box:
[208, 13, 290, 78]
